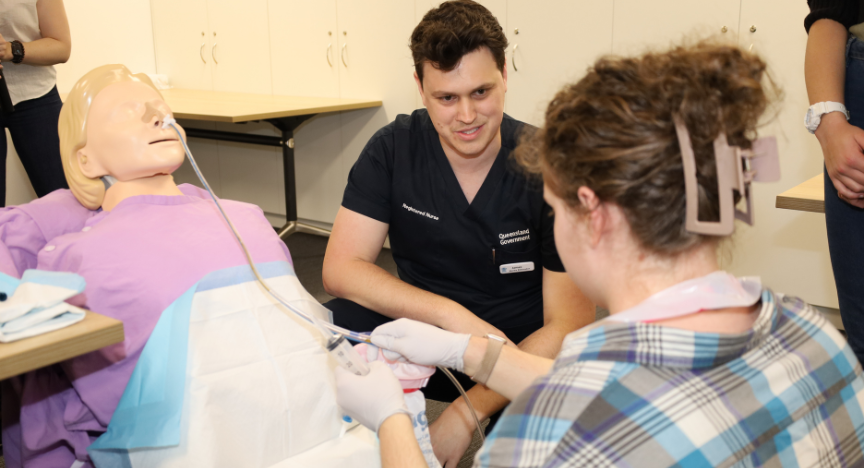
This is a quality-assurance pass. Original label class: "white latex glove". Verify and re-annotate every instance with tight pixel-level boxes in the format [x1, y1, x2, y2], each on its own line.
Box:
[370, 318, 471, 372]
[335, 361, 409, 432]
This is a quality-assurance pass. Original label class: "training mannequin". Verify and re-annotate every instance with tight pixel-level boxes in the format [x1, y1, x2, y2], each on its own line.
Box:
[0, 65, 378, 468]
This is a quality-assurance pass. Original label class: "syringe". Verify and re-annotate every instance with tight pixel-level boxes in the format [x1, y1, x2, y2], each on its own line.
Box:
[326, 334, 370, 376]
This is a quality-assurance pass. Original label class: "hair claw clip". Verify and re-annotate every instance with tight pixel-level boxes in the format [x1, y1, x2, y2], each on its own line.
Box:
[674, 115, 779, 236]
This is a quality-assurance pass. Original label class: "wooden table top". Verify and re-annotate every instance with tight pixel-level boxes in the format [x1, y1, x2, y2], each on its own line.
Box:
[776, 174, 824, 214]
[0, 311, 124, 380]
[60, 88, 383, 124]
[160, 89, 382, 123]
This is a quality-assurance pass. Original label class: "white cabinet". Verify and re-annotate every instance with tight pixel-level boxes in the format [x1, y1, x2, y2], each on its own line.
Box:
[269, 1, 340, 99]
[149, 0, 213, 90]
[505, 0, 614, 126]
[725, 0, 838, 308]
[207, 0, 273, 94]
[611, 0, 741, 54]
[335, 0, 417, 112]
[150, 0, 271, 93]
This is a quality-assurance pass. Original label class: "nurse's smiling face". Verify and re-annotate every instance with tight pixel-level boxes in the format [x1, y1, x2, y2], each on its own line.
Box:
[416, 46, 507, 161]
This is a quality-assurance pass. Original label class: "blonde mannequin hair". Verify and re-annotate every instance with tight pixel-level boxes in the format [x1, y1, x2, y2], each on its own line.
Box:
[59, 64, 162, 209]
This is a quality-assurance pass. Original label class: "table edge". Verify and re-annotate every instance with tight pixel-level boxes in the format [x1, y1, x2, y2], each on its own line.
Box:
[0, 312, 125, 380]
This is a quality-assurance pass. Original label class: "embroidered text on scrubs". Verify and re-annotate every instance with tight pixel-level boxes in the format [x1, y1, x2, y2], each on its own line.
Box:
[402, 203, 439, 221]
[499, 229, 530, 245]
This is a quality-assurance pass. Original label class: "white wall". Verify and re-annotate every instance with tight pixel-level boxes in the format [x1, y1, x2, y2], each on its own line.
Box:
[5, 0, 157, 206]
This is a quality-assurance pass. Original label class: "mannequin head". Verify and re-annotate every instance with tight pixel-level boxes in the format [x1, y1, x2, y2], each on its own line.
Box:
[59, 64, 186, 209]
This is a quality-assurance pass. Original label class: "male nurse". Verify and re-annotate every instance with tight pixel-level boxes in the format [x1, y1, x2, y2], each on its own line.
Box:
[322, 1, 595, 464]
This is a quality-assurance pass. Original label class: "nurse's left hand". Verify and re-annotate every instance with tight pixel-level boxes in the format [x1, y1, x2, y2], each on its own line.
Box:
[335, 361, 410, 432]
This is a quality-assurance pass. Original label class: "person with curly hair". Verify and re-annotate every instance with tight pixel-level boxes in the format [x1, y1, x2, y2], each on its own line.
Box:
[334, 41, 864, 467]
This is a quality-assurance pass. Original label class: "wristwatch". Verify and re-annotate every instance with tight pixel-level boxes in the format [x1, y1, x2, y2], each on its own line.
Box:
[471, 334, 507, 385]
[10, 40, 24, 64]
[805, 101, 849, 134]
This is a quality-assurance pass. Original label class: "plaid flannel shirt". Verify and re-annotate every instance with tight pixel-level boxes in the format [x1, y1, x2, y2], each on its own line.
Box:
[475, 289, 864, 467]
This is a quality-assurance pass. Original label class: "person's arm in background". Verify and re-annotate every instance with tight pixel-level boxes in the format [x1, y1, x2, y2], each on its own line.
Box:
[428, 269, 594, 467]
[805, 16, 864, 207]
[0, 0, 71, 66]
[323, 206, 511, 339]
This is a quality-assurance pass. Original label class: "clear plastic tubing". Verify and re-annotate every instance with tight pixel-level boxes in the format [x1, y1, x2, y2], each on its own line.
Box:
[164, 117, 483, 442]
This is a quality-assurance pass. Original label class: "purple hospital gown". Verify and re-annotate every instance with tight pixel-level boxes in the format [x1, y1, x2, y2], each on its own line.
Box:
[1, 184, 293, 468]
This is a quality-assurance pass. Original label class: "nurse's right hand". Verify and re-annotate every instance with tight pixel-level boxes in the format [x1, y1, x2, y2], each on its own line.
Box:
[371, 318, 471, 372]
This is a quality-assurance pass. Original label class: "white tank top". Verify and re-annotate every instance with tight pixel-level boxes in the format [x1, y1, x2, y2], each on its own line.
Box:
[0, 0, 57, 106]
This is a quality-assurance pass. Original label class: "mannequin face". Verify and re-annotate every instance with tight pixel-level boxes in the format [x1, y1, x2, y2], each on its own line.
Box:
[77, 81, 186, 182]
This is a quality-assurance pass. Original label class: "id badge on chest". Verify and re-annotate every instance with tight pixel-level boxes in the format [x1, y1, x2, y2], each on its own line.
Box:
[499, 262, 535, 274]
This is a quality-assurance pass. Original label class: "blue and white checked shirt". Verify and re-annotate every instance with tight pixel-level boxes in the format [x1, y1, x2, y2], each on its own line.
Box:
[475, 289, 864, 467]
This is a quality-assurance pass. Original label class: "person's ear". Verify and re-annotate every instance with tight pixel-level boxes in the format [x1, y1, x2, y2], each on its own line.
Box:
[76, 147, 107, 179]
[501, 60, 508, 92]
[578, 187, 605, 248]
[414, 71, 428, 108]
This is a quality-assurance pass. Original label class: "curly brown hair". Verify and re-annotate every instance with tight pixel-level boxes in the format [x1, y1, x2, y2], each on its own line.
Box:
[410, 0, 507, 84]
[516, 42, 779, 255]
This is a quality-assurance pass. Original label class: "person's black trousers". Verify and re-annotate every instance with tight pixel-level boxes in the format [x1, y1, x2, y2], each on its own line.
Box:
[325, 297, 542, 434]
[0, 86, 69, 207]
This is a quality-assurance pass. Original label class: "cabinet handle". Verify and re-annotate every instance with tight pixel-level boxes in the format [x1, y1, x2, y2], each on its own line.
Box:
[327, 43, 333, 67]
[512, 44, 518, 71]
[341, 43, 348, 67]
[212, 43, 218, 64]
[200, 43, 207, 64]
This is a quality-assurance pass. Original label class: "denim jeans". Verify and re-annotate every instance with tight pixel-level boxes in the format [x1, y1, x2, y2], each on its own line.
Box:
[825, 36, 864, 363]
[0, 86, 68, 207]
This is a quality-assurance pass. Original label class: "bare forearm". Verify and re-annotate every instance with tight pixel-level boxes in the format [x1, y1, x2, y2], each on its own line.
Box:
[324, 258, 497, 335]
[379, 414, 427, 468]
[1, 0, 71, 66]
[805, 19, 848, 104]
[16, 38, 70, 65]
[448, 319, 572, 421]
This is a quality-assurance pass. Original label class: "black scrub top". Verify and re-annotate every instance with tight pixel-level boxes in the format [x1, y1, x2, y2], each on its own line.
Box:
[342, 109, 565, 329]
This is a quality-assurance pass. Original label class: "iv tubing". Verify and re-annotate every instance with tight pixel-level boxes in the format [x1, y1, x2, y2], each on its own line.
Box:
[165, 118, 483, 442]
[439, 366, 485, 444]
[165, 119, 368, 342]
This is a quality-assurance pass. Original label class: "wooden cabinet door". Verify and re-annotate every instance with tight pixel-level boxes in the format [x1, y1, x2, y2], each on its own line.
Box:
[150, 0, 213, 90]
[206, 0, 273, 94]
[505, 0, 613, 126]
[611, 0, 740, 54]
